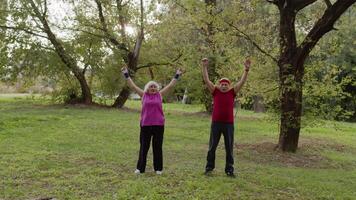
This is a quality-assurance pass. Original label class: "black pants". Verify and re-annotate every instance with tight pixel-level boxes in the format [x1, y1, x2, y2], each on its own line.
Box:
[206, 122, 234, 173]
[136, 125, 164, 172]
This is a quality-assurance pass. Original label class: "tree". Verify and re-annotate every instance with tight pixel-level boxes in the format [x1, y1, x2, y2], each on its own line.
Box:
[1, 0, 94, 104]
[74, 0, 174, 108]
[267, 0, 356, 152]
[27, 0, 93, 104]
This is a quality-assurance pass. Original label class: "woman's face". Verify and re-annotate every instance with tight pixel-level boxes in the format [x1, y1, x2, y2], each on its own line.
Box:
[148, 84, 158, 94]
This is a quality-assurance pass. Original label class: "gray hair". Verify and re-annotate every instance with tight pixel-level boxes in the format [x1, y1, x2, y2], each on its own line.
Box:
[144, 81, 160, 93]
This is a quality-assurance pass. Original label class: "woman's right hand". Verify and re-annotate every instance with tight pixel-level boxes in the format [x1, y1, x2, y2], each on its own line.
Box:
[121, 66, 130, 79]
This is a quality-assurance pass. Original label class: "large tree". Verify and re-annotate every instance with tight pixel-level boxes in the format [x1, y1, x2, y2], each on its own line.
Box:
[268, 0, 356, 152]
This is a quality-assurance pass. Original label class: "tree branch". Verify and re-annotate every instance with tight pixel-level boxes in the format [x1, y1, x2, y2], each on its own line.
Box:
[116, 0, 129, 47]
[82, 41, 93, 75]
[9, 36, 55, 51]
[0, 25, 49, 39]
[43, 0, 48, 16]
[136, 53, 183, 70]
[132, 0, 144, 59]
[52, 25, 108, 39]
[266, 0, 278, 4]
[94, 0, 129, 52]
[297, 0, 356, 69]
[173, 0, 277, 63]
[292, 0, 317, 11]
[323, 0, 332, 8]
[223, 22, 278, 63]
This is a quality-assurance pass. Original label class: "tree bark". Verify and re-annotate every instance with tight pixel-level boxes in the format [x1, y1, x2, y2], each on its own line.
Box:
[275, 0, 356, 152]
[276, 1, 301, 152]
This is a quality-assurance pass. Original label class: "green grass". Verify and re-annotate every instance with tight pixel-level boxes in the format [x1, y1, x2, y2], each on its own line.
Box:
[0, 95, 355, 200]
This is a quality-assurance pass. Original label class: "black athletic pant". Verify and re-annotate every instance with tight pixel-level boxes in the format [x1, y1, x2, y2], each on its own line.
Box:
[206, 122, 234, 173]
[136, 125, 164, 172]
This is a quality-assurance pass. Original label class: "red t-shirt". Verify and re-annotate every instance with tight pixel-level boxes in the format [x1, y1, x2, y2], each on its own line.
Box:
[212, 87, 236, 123]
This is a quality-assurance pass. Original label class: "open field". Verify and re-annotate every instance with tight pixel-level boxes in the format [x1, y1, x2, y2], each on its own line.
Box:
[0, 95, 355, 199]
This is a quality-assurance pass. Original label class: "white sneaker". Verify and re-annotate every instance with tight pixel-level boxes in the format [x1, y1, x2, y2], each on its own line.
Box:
[134, 169, 141, 174]
[155, 171, 162, 175]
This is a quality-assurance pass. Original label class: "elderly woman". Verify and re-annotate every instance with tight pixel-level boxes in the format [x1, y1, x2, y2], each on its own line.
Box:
[121, 67, 183, 175]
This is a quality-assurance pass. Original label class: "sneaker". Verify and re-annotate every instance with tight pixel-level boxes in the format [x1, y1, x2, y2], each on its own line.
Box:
[226, 171, 236, 178]
[134, 169, 141, 174]
[155, 171, 163, 175]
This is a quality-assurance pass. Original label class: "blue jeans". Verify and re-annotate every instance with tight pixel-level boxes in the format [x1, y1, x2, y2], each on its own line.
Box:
[206, 122, 234, 173]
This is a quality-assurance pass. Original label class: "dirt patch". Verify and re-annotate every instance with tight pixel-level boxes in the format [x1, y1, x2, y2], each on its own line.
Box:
[235, 138, 353, 169]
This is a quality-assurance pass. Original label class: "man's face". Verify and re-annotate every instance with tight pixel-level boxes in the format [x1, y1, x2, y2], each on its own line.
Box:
[219, 82, 230, 92]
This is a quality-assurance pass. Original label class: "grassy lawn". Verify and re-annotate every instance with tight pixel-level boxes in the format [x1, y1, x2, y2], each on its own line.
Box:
[0, 95, 355, 200]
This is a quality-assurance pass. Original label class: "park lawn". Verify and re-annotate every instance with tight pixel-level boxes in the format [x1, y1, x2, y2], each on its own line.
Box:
[0, 95, 355, 200]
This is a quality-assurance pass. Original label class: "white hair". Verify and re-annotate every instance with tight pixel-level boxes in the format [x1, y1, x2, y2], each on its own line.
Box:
[144, 81, 160, 93]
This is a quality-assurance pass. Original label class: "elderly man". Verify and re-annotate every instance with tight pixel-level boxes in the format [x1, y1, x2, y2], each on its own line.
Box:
[201, 57, 251, 177]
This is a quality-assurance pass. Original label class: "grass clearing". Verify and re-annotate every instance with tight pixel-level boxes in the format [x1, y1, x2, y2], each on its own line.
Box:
[0, 95, 355, 199]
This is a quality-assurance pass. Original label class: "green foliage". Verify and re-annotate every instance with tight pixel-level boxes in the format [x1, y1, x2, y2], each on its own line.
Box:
[303, 7, 356, 122]
[0, 0, 355, 123]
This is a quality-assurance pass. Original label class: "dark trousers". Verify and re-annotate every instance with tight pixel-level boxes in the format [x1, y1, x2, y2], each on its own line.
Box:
[206, 122, 234, 173]
[136, 125, 164, 172]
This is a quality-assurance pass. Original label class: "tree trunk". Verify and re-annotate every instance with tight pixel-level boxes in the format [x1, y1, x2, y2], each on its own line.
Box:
[278, 62, 303, 152]
[253, 95, 265, 113]
[73, 69, 92, 104]
[277, 3, 300, 152]
[112, 86, 131, 107]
